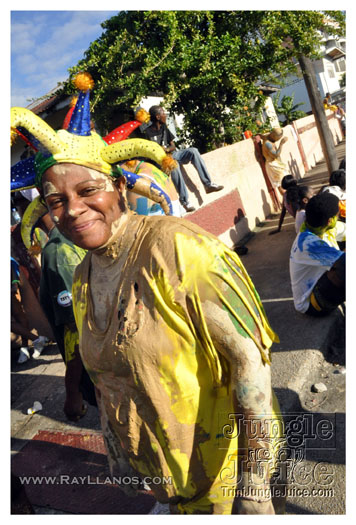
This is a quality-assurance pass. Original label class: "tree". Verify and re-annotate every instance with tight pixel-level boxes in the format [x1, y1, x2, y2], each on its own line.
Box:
[63, 10, 345, 153]
[273, 92, 307, 125]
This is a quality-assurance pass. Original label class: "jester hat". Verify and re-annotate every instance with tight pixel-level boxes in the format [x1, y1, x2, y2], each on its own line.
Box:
[102, 108, 151, 144]
[11, 73, 177, 247]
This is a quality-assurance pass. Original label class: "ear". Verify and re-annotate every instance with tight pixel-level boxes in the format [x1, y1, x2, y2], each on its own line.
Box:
[116, 175, 126, 193]
[327, 214, 338, 227]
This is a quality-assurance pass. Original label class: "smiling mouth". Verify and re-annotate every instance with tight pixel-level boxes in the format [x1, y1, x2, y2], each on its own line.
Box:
[71, 220, 95, 233]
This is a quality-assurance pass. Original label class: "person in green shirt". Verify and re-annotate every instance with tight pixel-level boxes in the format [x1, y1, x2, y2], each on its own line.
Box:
[37, 211, 96, 420]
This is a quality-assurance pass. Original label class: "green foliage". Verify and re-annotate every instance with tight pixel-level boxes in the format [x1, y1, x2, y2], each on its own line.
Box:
[273, 92, 307, 125]
[62, 10, 345, 152]
[340, 72, 346, 88]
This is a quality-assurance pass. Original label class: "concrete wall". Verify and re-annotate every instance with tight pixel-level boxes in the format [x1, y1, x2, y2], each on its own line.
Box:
[279, 125, 306, 181]
[293, 110, 343, 170]
[183, 138, 275, 248]
[184, 113, 344, 247]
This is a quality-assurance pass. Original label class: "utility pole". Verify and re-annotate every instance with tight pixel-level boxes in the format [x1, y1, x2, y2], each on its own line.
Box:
[298, 55, 339, 175]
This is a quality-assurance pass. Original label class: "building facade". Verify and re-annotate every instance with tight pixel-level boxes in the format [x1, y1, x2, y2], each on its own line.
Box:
[274, 32, 346, 115]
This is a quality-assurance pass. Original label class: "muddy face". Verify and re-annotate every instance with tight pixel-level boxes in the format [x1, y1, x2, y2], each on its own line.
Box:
[43, 163, 125, 250]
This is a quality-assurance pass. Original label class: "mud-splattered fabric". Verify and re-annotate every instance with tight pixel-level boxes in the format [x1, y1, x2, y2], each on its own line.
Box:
[262, 141, 288, 188]
[72, 214, 283, 514]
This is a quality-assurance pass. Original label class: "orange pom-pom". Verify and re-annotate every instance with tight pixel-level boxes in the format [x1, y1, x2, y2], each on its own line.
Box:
[125, 159, 138, 169]
[135, 108, 150, 124]
[161, 156, 178, 174]
[74, 72, 95, 91]
[28, 243, 42, 256]
[70, 95, 78, 107]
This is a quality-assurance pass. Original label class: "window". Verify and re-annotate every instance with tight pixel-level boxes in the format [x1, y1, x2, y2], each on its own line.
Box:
[335, 58, 346, 73]
[327, 65, 336, 79]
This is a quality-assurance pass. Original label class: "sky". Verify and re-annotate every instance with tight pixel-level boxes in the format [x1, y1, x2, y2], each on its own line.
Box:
[10, 3, 349, 109]
[11, 10, 118, 107]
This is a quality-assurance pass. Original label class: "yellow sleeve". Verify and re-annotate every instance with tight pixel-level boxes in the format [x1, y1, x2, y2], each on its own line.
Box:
[63, 325, 80, 364]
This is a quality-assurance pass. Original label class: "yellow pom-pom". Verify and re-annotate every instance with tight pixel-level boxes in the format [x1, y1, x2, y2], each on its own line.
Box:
[70, 95, 78, 107]
[74, 72, 95, 91]
[135, 108, 150, 124]
[162, 156, 178, 174]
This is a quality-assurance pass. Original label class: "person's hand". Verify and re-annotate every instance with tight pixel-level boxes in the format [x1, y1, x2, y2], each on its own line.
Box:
[280, 137, 288, 145]
[236, 498, 275, 514]
[64, 392, 87, 422]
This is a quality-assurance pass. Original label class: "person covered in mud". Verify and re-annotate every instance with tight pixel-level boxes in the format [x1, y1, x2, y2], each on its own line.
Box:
[260, 127, 289, 197]
[11, 73, 285, 515]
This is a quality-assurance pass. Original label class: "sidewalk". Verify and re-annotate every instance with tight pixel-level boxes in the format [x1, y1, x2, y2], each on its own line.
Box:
[11, 142, 345, 515]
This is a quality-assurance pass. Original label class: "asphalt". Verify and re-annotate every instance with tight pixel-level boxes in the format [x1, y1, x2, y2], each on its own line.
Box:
[10, 141, 346, 515]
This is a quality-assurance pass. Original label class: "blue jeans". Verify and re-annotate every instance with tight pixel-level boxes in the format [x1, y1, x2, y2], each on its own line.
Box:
[171, 148, 212, 204]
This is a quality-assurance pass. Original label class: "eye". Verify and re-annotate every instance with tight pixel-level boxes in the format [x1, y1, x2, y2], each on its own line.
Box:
[47, 197, 65, 209]
[81, 185, 102, 196]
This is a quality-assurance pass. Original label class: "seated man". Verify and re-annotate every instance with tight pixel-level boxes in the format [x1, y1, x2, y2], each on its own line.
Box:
[289, 192, 345, 316]
[144, 106, 223, 212]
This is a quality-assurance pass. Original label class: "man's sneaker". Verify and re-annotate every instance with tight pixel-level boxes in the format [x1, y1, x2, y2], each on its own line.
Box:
[182, 202, 196, 213]
[205, 183, 224, 194]
[32, 336, 49, 359]
[18, 347, 30, 364]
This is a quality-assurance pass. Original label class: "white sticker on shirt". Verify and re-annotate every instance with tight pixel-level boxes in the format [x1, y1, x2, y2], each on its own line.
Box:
[57, 290, 72, 307]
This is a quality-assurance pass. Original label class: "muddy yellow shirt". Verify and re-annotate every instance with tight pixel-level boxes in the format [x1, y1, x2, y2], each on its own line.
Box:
[72, 214, 282, 514]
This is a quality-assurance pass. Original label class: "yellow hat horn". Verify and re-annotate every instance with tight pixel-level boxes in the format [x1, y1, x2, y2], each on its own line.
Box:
[20, 196, 48, 250]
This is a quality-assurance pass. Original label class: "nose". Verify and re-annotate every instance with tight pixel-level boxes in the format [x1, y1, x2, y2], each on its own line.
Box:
[66, 194, 87, 218]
